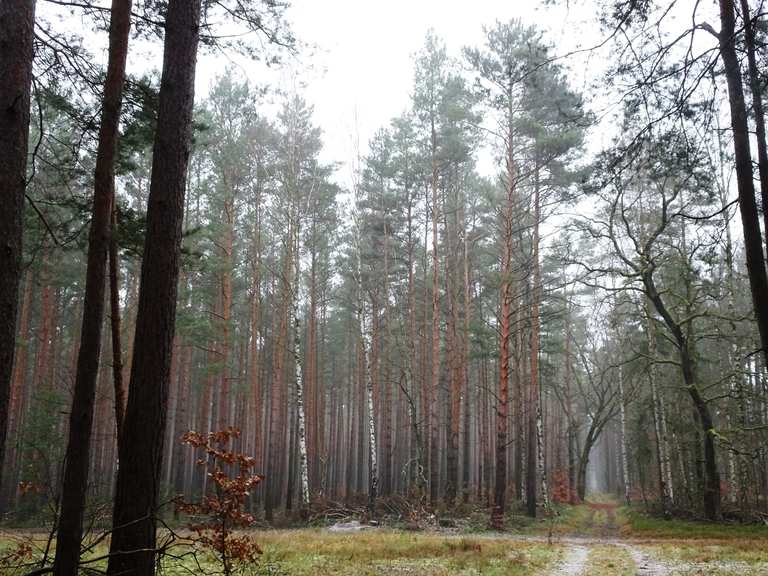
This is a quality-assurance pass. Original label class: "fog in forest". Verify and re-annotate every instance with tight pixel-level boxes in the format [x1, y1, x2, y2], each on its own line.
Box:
[0, 0, 767, 574]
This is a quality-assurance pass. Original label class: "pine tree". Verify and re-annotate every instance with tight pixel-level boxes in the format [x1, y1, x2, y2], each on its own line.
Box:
[0, 0, 36, 509]
[107, 2, 202, 572]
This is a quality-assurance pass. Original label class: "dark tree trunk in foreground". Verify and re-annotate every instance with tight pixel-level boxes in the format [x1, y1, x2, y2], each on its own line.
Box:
[54, 2, 132, 573]
[0, 0, 36, 509]
[737, 0, 768, 264]
[109, 205, 126, 438]
[107, 1, 201, 574]
[718, 0, 768, 367]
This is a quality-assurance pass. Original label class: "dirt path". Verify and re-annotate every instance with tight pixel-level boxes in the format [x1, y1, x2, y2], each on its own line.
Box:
[375, 499, 765, 575]
[585, 500, 620, 538]
[541, 540, 670, 575]
[550, 544, 589, 576]
[618, 543, 670, 576]
[543, 501, 672, 575]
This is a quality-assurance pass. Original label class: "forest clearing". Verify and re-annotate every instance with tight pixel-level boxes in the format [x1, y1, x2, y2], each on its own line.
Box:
[2, 0, 768, 574]
[2, 499, 768, 575]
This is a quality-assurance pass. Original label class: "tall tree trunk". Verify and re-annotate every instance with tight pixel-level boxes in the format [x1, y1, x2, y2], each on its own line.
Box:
[162, 335, 181, 488]
[513, 311, 524, 502]
[307, 233, 318, 490]
[646, 302, 672, 515]
[382, 222, 393, 497]
[526, 166, 542, 518]
[462, 225, 472, 502]
[564, 303, 576, 504]
[406, 191, 426, 495]
[109, 207, 125, 440]
[356, 224, 378, 514]
[365, 327, 378, 513]
[2, 273, 32, 508]
[107, 2, 201, 573]
[285, 404, 296, 512]
[492, 131, 516, 529]
[429, 119, 441, 507]
[291, 223, 310, 512]
[196, 310, 218, 495]
[577, 426, 598, 501]
[172, 341, 192, 500]
[618, 364, 631, 506]
[317, 290, 327, 495]
[55, 2, 132, 573]
[737, 0, 768, 259]
[478, 355, 487, 501]
[248, 203, 262, 476]
[717, 0, 768, 367]
[121, 259, 139, 386]
[643, 272, 721, 520]
[536, 394, 549, 511]
[33, 260, 54, 393]
[266, 253, 290, 521]
[0, 0, 36, 511]
[659, 387, 674, 505]
[445, 213, 460, 508]
[217, 198, 234, 429]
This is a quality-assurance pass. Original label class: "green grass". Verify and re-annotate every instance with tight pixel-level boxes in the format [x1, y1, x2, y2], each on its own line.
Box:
[4, 506, 768, 576]
[584, 545, 635, 576]
[250, 530, 559, 575]
[0, 529, 561, 576]
[647, 541, 768, 565]
[626, 508, 768, 540]
[521, 501, 630, 538]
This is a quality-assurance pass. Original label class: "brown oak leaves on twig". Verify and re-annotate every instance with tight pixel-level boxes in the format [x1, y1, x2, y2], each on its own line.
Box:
[175, 428, 263, 575]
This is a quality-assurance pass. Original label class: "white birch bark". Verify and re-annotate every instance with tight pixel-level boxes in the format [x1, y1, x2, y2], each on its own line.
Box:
[727, 406, 738, 504]
[536, 388, 549, 513]
[355, 219, 378, 508]
[658, 390, 674, 504]
[292, 224, 310, 507]
[618, 364, 631, 505]
[535, 398, 549, 511]
[647, 303, 673, 512]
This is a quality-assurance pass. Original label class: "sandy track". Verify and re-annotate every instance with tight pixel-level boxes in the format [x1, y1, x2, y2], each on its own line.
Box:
[550, 544, 590, 575]
[619, 543, 670, 575]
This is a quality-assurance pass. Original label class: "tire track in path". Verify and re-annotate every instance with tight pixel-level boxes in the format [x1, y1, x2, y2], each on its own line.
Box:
[618, 543, 670, 575]
[549, 543, 589, 576]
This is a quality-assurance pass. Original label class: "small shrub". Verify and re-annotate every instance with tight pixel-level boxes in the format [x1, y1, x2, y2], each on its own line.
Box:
[175, 428, 264, 576]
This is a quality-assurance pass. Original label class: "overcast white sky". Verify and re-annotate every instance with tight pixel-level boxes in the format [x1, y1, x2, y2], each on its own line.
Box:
[42, 0, 609, 184]
[189, 0, 606, 182]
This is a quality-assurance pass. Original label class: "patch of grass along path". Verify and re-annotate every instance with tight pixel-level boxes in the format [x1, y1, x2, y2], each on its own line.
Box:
[0, 530, 561, 576]
[584, 545, 636, 576]
[230, 530, 561, 576]
[625, 509, 768, 540]
[641, 541, 768, 576]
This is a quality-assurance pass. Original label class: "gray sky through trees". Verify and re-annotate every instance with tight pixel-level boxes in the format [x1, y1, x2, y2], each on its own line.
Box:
[274, 0, 594, 177]
[41, 0, 603, 185]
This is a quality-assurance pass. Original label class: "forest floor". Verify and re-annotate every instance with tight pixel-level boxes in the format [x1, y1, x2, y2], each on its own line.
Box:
[244, 499, 768, 575]
[510, 498, 768, 575]
[2, 501, 767, 575]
